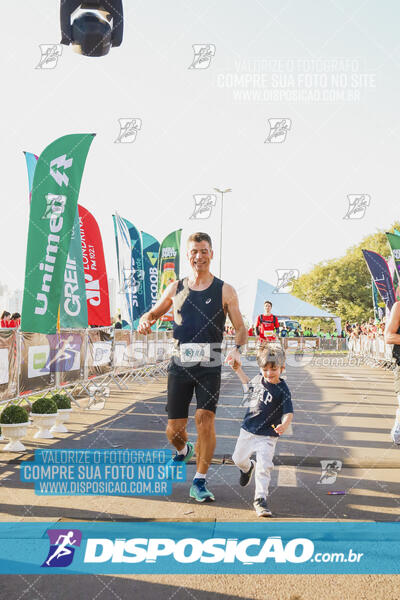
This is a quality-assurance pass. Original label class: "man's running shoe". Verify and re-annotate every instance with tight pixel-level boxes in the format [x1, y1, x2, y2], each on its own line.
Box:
[189, 478, 215, 502]
[165, 441, 194, 478]
[391, 421, 400, 445]
[239, 459, 256, 487]
[253, 497, 272, 517]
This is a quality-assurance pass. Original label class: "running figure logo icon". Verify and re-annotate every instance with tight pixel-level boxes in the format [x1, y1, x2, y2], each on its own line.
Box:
[343, 194, 371, 219]
[36, 44, 63, 69]
[265, 119, 291, 143]
[189, 195, 216, 220]
[273, 269, 299, 293]
[42, 529, 82, 568]
[115, 118, 142, 143]
[188, 44, 216, 69]
[317, 460, 342, 485]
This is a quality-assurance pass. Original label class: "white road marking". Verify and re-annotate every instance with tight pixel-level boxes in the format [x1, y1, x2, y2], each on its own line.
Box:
[276, 464, 298, 487]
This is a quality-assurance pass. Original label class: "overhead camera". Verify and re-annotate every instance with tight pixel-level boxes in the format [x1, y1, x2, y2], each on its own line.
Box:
[60, 0, 123, 57]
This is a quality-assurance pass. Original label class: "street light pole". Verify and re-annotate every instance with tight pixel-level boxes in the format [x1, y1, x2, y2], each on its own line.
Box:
[214, 188, 232, 279]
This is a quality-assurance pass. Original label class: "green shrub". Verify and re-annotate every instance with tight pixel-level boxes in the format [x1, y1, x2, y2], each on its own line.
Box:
[51, 394, 71, 410]
[31, 397, 57, 414]
[0, 405, 29, 424]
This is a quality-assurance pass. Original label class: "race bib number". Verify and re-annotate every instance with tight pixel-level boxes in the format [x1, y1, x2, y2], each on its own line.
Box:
[180, 343, 211, 363]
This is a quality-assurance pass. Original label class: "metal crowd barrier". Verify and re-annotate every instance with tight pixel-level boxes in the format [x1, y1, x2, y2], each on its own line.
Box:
[225, 335, 349, 354]
[348, 334, 394, 368]
[0, 327, 174, 411]
[0, 328, 355, 412]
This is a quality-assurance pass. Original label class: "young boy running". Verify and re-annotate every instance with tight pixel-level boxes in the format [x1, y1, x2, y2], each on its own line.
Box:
[230, 344, 293, 517]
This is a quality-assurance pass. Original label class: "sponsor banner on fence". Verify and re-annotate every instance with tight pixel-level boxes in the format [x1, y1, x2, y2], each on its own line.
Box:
[1, 522, 400, 574]
[19, 332, 56, 394]
[21, 134, 95, 334]
[113, 329, 133, 372]
[87, 328, 113, 377]
[112, 329, 152, 371]
[0, 329, 18, 401]
[57, 331, 86, 386]
[19, 331, 88, 394]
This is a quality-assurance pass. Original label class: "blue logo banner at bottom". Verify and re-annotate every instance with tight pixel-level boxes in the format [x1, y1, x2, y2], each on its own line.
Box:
[0, 522, 400, 574]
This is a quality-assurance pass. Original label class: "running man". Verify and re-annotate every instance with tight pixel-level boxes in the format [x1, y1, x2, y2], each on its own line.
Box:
[138, 232, 247, 501]
[256, 301, 280, 344]
[46, 531, 77, 566]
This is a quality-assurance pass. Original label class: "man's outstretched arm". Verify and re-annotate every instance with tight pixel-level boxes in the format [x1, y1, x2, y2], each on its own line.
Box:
[138, 281, 178, 334]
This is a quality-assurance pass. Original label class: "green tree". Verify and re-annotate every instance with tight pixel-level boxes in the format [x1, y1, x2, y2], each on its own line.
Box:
[291, 222, 400, 324]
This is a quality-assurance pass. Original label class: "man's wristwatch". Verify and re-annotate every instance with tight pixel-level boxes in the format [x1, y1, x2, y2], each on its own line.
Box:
[235, 344, 243, 354]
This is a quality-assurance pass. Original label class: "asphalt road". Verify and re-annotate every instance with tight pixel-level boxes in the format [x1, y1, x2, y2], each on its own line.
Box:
[1, 352, 400, 598]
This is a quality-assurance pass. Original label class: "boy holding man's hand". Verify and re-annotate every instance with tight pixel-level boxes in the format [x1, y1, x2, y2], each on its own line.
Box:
[227, 344, 293, 517]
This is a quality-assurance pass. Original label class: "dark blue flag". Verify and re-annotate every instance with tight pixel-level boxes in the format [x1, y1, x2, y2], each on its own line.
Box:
[362, 249, 396, 310]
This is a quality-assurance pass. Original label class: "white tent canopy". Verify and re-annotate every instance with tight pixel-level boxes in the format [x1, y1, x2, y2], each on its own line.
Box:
[238, 279, 341, 333]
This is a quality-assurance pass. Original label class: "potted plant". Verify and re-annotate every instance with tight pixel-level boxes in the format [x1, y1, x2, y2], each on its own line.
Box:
[0, 405, 29, 451]
[31, 397, 58, 439]
[50, 393, 72, 433]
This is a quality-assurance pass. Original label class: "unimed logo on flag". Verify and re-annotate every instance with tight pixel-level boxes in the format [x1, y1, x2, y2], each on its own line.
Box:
[21, 134, 95, 335]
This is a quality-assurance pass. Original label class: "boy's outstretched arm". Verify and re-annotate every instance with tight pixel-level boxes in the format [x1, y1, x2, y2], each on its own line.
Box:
[274, 412, 293, 435]
[229, 363, 250, 385]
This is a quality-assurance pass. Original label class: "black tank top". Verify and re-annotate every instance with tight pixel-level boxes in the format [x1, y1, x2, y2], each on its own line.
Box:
[173, 276, 226, 347]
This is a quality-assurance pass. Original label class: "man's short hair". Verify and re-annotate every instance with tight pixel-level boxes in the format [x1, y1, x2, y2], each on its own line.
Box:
[264, 300, 272, 307]
[187, 232, 212, 248]
[257, 344, 285, 368]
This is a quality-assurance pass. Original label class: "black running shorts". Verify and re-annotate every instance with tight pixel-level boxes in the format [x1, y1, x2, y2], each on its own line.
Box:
[167, 362, 222, 420]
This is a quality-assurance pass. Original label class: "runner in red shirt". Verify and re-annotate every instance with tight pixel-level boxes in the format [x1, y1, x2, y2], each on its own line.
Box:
[256, 301, 280, 343]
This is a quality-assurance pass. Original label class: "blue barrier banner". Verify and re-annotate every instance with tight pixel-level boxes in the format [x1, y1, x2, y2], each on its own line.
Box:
[0, 522, 400, 574]
[20, 449, 185, 496]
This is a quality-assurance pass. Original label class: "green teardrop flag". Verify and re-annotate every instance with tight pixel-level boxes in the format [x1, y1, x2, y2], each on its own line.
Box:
[21, 133, 95, 334]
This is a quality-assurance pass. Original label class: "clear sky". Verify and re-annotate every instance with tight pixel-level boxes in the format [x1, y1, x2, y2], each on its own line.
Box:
[1, 1, 400, 311]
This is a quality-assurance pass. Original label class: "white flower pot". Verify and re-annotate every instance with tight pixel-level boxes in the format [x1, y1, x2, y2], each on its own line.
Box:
[31, 413, 57, 439]
[50, 408, 72, 433]
[0, 422, 29, 451]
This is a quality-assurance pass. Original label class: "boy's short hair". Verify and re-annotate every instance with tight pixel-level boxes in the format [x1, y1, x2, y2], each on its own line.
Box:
[257, 344, 285, 368]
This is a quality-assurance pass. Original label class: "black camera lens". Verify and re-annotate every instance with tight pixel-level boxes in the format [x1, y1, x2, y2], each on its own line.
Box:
[71, 12, 112, 57]
[60, 1, 123, 56]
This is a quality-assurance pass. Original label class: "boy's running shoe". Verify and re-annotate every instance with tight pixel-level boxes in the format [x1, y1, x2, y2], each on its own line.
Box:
[189, 478, 215, 502]
[253, 497, 272, 517]
[165, 441, 194, 478]
[391, 421, 400, 445]
[239, 459, 256, 487]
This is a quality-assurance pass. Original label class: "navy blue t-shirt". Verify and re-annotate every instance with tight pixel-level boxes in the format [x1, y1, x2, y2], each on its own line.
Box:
[242, 375, 293, 437]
